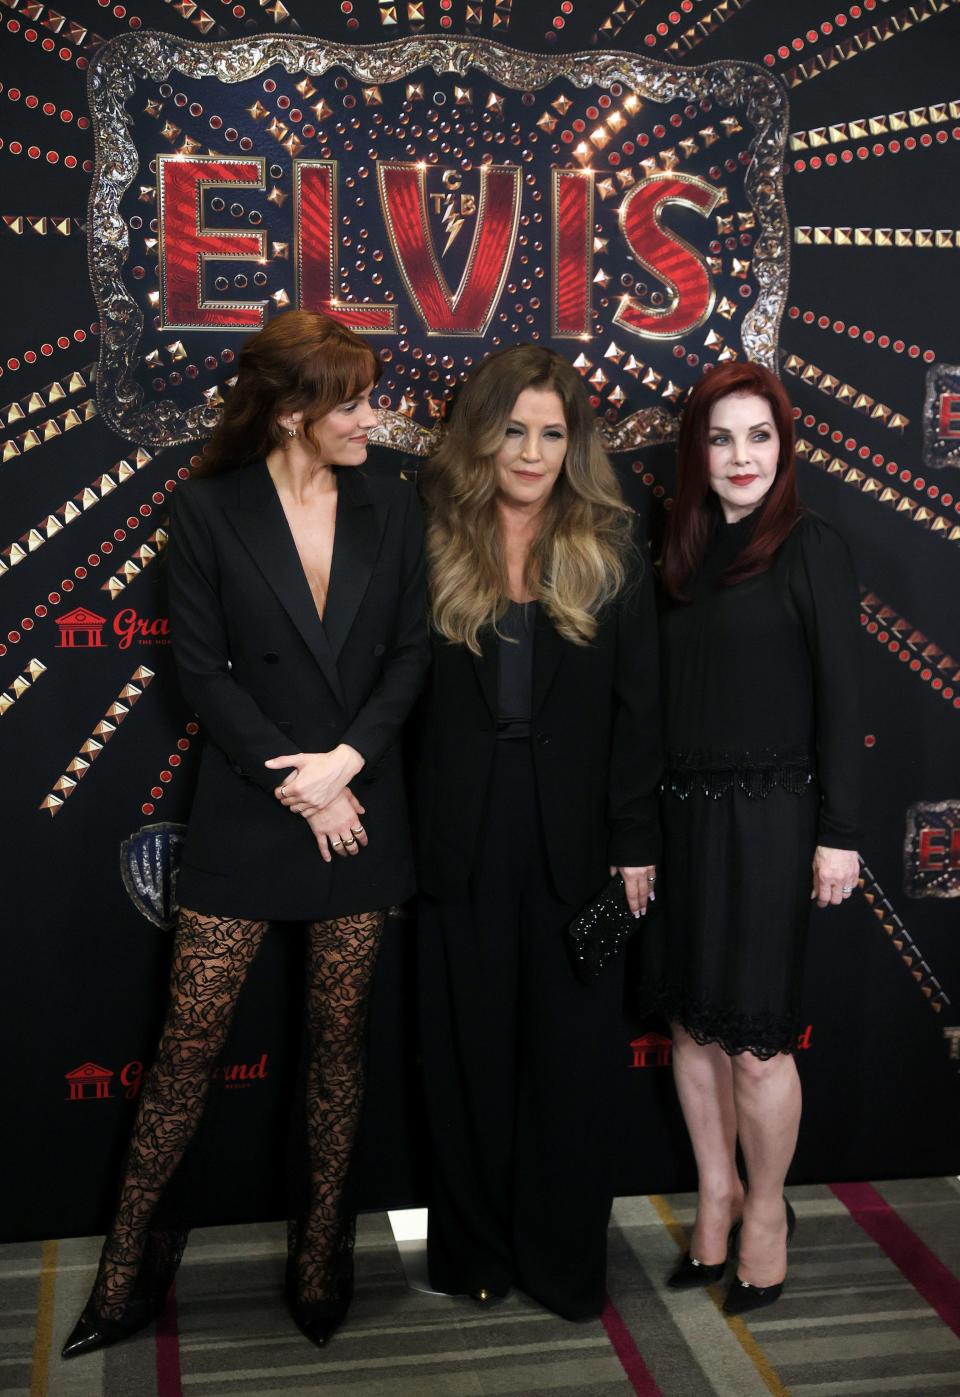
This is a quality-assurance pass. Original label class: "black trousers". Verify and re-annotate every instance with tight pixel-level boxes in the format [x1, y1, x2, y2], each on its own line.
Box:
[417, 740, 624, 1320]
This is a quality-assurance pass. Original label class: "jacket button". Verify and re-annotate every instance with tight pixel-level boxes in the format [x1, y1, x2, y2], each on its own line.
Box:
[263, 651, 280, 663]
[373, 643, 386, 657]
[536, 732, 550, 746]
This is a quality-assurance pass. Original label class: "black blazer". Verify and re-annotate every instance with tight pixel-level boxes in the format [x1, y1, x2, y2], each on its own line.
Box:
[166, 460, 429, 921]
[416, 552, 662, 909]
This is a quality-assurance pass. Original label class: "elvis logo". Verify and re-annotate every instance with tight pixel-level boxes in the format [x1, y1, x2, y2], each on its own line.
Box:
[88, 32, 788, 451]
[923, 364, 960, 469]
[904, 801, 960, 899]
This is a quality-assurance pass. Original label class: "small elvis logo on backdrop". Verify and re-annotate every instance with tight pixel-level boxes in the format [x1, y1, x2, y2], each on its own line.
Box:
[923, 363, 960, 470]
[86, 32, 789, 453]
[904, 800, 960, 898]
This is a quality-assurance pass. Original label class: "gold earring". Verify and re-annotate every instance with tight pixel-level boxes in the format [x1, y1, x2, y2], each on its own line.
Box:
[286, 428, 297, 439]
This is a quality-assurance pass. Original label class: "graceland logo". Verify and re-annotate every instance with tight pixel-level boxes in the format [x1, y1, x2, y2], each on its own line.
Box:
[65, 1054, 270, 1100]
[54, 606, 170, 649]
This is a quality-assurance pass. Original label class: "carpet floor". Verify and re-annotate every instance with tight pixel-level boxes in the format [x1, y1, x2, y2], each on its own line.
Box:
[3, 1179, 959, 1396]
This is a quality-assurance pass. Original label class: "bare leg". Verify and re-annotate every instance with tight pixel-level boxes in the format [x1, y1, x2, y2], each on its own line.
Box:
[731, 1050, 801, 1286]
[291, 909, 385, 1303]
[670, 1023, 745, 1263]
[92, 908, 269, 1320]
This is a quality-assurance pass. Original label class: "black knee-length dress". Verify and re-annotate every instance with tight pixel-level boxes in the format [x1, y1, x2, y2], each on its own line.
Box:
[644, 506, 861, 1058]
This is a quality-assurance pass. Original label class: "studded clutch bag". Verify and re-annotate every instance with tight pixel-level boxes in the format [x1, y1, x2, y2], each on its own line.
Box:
[566, 873, 638, 983]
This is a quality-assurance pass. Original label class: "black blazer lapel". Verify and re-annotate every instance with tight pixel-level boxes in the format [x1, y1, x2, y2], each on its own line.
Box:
[471, 628, 498, 718]
[322, 467, 383, 661]
[532, 604, 565, 715]
[225, 461, 346, 708]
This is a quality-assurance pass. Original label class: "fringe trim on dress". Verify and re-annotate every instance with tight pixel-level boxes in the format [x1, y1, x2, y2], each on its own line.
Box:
[663, 745, 815, 801]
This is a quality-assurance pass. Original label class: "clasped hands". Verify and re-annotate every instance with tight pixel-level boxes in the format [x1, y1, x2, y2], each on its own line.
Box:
[264, 745, 366, 863]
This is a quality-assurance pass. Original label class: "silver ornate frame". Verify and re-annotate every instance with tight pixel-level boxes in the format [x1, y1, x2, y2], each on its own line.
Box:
[87, 31, 789, 452]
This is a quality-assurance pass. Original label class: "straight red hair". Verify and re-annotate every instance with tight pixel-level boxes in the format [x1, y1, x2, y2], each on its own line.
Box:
[661, 360, 799, 600]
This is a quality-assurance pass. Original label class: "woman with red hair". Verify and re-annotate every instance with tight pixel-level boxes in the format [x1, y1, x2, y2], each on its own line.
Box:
[648, 360, 861, 1315]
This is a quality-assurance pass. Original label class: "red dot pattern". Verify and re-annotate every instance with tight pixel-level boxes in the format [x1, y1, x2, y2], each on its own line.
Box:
[140, 723, 199, 816]
[861, 610, 960, 709]
[787, 305, 936, 364]
[4, 15, 93, 68]
[0, 326, 96, 380]
[792, 124, 960, 172]
[630, 460, 672, 506]
[765, 3, 876, 64]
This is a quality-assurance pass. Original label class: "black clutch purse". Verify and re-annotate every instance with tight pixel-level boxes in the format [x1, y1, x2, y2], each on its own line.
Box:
[566, 873, 639, 983]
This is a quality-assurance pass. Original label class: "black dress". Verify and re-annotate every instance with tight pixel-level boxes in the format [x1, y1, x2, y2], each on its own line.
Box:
[645, 507, 861, 1058]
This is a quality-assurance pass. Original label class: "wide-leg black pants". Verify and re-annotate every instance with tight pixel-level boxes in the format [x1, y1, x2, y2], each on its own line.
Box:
[417, 740, 624, 1320]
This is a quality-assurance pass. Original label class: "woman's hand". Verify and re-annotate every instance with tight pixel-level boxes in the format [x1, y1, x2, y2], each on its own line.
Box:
[811, 845, 860, 907]
[304, 790, 368, 863]
[265, 744, 364, 811]
[611, 864, 657, 918]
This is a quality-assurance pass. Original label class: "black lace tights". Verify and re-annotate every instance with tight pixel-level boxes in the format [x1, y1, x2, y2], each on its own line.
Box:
[91, 905, 384, 1321]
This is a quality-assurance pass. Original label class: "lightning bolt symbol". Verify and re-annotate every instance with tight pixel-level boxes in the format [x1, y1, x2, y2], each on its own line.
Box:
[441, 194, 465, 256]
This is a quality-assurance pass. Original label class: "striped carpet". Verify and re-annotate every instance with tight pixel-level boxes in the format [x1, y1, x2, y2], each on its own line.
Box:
[3, 1180, 959, 1396]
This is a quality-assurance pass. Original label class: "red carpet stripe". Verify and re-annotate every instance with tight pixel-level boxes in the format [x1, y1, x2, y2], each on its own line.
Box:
[155, 1284, 184, 1397]
[830, 1181, 960, 1337]
[601, 1297, 664, 1396]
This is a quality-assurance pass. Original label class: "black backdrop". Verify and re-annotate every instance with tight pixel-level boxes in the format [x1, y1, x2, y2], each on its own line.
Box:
[2, 0, 959, 1244]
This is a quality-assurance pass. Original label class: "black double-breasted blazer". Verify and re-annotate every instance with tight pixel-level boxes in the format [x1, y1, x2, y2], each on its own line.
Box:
[166, 459, 429, 921]
[416, 551, 662, 910]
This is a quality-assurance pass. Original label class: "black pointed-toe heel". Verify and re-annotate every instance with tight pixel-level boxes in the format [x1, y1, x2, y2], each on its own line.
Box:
[667, 1217, 743, 1289]
[284, 1224, 355, 1348]
[61, 1298, 157, 1360]
[61, 1228, 187, 1361]
[285, 1285, 353, 1347]
[284, 1255, 353, 1347]
[722, 1198, 796, 1317]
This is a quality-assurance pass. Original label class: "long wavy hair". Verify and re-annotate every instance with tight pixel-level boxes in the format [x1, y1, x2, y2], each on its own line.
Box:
[661, 360, 800, 600]
[421, 345, 635, 653]
[197, 310, 381, 477]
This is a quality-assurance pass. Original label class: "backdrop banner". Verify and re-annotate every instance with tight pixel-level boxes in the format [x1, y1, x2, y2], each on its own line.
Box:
[1, 0, 958, 1243]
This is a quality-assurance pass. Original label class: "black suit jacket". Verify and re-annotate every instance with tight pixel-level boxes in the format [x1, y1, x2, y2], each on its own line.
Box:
[416, 552, 662, 909]
[166, 460, 429, 921]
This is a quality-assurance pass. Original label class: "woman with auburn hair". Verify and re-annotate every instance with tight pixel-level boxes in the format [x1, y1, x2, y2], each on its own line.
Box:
[416, 344, 662, 1319]
[62, 310, 429, 1355]
[646, 359, 861, 1314]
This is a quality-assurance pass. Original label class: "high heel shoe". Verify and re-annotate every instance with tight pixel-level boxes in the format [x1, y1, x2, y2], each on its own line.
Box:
[61, 1228, 187, 1360]
[284, 1222, 354, 1347]
[722, 1198, 796, 1317]
[667, 1217, 743, 1289]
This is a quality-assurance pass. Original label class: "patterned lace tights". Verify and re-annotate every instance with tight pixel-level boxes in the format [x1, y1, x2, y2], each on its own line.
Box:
[91, 906, 384, 1320]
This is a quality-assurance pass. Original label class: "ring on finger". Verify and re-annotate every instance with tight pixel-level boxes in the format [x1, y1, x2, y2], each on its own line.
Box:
[280, 785, 286, 798]
[351, 825, 365, 836]
[330, 838, 343, 848]
[343, 835, 357, 847]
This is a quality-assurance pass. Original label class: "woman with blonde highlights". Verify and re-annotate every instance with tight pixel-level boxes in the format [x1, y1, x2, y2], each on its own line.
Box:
[416, 345, 662, 1320]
